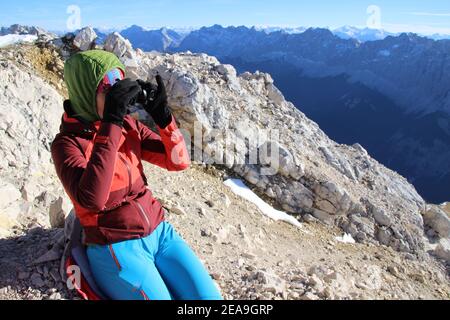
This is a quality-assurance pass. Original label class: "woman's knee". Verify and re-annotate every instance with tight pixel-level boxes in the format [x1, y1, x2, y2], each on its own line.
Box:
[87, 242, 172, 300]
[155, 235, 224, 300]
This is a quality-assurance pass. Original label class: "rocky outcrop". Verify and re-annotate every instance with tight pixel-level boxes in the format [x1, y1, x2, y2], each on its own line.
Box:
[423, 205, 450, 263]
[72, 27, 97, 51]
[103, 32, 140, 76]
[0, 54, 71, 236]
[424, 205, 450, 239]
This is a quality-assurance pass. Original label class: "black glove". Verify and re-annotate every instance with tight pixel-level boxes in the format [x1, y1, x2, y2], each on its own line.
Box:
[137, 75, 172, 129]
[103, 78, 141, 127]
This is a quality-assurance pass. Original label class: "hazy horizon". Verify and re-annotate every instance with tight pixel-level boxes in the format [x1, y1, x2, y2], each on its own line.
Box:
[2, 0, 450, 36]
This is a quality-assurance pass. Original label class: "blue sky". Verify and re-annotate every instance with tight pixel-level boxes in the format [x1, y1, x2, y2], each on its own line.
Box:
[2, 0, 450, 35]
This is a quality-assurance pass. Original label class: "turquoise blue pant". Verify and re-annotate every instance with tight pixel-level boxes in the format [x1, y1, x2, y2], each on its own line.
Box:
[86, 221, 223, 300]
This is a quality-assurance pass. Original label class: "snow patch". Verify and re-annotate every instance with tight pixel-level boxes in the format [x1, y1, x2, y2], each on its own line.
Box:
[223, 179, 302, 228]
[0, 34, 37, 48]
[335, 233, 356, 244]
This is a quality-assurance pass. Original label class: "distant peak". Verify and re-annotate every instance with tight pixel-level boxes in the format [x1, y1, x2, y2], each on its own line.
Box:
[126, 24, 145, 31]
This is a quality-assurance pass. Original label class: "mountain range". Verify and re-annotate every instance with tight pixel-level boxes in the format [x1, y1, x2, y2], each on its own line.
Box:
[0, 24, 56, 38]
[45, 24, 450, 44]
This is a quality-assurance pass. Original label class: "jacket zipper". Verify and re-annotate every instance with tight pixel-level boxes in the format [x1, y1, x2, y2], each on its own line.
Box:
[119, 153, 150, 229]
[134, 199, 150, 229]
[119, 154, 132, 195]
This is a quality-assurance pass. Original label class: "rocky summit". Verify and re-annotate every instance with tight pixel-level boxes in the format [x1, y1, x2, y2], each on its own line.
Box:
[0, 26, 448, 300]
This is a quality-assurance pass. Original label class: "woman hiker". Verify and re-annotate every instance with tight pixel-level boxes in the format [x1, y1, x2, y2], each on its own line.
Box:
[51, 49, 223, 300]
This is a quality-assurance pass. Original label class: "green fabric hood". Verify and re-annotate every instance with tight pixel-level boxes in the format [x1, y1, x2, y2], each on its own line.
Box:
[64, 50, 125, 122]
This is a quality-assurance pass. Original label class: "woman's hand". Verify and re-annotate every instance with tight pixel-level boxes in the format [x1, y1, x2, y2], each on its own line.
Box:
[137, 75, 172, 129]
[103, 78, 141, 127]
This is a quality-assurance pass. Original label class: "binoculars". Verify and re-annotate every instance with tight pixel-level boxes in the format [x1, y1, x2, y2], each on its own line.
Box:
[128, 80, 157, 109]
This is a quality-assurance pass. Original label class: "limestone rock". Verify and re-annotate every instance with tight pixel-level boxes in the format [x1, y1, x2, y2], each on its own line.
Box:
[0, 182, 22, 209]
[433, 238, 450, 263]
[103, 32, 140, 76]
[49, 196, 71, 228]
[73, 27, 97, 51]
[253, 270, 286, 295]
[423, 205, 450, 239]
[20, 181, 43, 202]
[372, 207, 392, 227]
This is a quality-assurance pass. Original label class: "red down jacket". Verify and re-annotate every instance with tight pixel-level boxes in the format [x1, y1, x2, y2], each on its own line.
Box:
[51, 111, 190, 245]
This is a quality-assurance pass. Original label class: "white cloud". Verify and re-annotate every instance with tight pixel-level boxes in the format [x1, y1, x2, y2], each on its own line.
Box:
[382, 22, 450, 36]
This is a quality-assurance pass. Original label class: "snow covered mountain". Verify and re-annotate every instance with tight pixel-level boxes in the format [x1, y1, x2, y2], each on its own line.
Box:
[0, 24, 57, 48]
[119, 25, 186, 52]
[332, 26, 397, 41]
[252, 25, 397, 41]
[429, 33, 450, 41]
[254, 26, 308, 35]
[0, 34, 38, 48]
[0, 24, 48, 37]
[0, 24, 57, 41]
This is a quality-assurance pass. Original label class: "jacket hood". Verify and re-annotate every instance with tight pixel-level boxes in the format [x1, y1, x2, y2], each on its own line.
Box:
[63, 50, 125, 123]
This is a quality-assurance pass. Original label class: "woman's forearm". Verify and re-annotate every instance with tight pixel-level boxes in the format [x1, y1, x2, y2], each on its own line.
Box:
[139, 116, 191, 171]
[52, 122, 123, 211]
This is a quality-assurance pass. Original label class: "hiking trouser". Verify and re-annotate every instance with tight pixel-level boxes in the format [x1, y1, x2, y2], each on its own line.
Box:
[86, 221, 223, 300]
